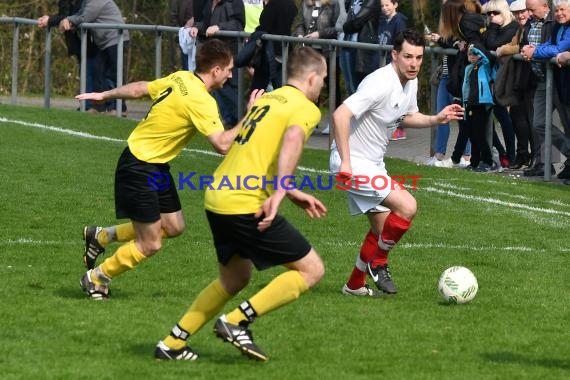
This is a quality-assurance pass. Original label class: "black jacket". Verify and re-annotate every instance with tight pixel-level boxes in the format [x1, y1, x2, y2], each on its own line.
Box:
[48, 0, 87, 59]
[485, 20, 519, 51]
[343, 0, 380, 73]
[196, 0, 245, 52]
[257, 0, 297, 58]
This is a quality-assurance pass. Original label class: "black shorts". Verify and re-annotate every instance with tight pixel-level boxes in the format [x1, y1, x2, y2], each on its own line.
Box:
[114, 147, 181, 223]
[205, 210, 312, 270]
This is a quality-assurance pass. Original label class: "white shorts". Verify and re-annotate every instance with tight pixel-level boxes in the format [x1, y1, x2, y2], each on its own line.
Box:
[330, 149, 400, 215]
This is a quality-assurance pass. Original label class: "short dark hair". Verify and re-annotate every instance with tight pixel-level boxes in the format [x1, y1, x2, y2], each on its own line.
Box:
[393, 29, 425, 52]
[195, 39, 233, 74]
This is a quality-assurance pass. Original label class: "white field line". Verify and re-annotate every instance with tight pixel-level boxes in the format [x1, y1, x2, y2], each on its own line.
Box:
[421, 186, 570, 217]
[2, 238, 74, 245]
[0, 116, 328, 173]
[0, 116, 221, 157]
[4, 238, 567, 253]
[317, 240, 568, 253]
[2, 117, 568, 218]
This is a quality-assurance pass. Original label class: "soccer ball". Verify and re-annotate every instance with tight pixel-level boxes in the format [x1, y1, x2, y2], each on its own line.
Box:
[438, 266, 478, 304]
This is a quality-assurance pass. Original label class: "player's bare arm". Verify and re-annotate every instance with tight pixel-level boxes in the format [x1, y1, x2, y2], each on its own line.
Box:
[207, 89, 265, 154]
[75, 81, 150, 102]
[255, 124, 306, 231]
[402, 104, 464, 128]
[332, 104, 354, 177]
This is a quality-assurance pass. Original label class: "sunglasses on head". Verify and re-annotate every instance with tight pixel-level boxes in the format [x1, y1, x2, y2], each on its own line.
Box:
[486, 10, 501, 16]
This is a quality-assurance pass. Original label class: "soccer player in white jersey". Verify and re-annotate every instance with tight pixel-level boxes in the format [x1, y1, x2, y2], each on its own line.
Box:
[330, 29, 464, 296]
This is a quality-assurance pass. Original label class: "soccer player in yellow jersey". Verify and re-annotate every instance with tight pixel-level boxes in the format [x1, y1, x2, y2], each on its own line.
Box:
[74, 39, 261, 300]
[154, 46, 328, 362]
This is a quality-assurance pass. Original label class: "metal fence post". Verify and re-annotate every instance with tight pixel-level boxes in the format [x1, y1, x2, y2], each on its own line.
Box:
[79, 28, 88, 112]
[155, 29, 162, 79]
[43, 27, 52, 109]
[328, 45, 337, 146]
[11, 22, 19, 104]
[237, 35, 244, 119]
[429, 47, 438, 157]
[115, 29, 124, 116]
[544, 62, 553, 181]
[281, 41, 289, 84]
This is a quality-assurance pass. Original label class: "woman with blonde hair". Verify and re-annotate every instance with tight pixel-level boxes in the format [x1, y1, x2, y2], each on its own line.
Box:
[484, 0, 518, 167]
[495, 0, 537, 169]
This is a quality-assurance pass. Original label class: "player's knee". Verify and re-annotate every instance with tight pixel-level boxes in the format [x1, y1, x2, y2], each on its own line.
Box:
[138, 239, 162, 256]
[221, 274, 250, 295]
[164, 223, 185, 238]
[313, 258, 325, 284]
[396, 196, 417, 220]
[303, 255, 325, 288]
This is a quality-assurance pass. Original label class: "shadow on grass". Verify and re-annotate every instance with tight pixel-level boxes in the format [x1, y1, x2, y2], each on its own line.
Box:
[53, 286, 135, 300]
[53, 287, 87, 299]
[481, 352, 570, 370]
[130, 342, 260, 365]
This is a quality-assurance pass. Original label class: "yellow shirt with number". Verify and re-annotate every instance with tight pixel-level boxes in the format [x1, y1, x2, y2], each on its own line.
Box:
[205, 85, 321, 215]
[127, 71, 224, 163]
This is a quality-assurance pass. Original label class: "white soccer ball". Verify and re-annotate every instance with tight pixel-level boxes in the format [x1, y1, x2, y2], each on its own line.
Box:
[438, 266, 478, 304]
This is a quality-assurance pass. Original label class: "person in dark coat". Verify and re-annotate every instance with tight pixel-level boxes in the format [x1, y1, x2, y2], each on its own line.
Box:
[340, 0, 380, 95]
[191, 0, 245, 127]
[37, 0, 100, 110]
[251, 0, 298, 91]
[484, 0, 519, 167]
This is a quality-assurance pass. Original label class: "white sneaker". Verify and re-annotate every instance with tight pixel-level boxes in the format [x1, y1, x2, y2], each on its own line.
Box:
[434, 158, 453, 168]
[321, 124, 330, 135]
[341, 284, 376, 297]
[425, 156, 438, 166]
[459, 156, 471, 167]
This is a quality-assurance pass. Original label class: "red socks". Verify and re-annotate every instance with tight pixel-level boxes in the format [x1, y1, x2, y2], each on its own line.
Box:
[370, 213, 411, 267]
[346, 230, 378, 289]
[346, 213, 412, 289]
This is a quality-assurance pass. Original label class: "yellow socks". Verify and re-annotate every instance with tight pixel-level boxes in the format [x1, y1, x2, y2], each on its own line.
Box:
[226, 270, 309, 325]
[97, 223, 169, 246]
[115, 223, 136, 242]
[98, 240, 146, 279]
[164, 279, 232, 350]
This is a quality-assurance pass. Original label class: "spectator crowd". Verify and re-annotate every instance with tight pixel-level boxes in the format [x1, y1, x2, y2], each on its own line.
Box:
[38, 0, 570, 180]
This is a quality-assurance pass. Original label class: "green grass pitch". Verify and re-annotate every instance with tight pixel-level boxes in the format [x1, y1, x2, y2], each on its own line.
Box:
[0, 104, 569, 379]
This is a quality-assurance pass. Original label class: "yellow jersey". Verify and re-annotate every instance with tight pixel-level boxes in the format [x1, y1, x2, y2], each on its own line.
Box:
[204, 85, 321, 215]
[127, 71, 224, 163]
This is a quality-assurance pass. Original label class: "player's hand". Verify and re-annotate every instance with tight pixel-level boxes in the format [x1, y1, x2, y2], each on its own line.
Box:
[287, 190, 327, 219]
[246, 89, 264, 110]
[255, 191, 286, 232]
[189, 27, 199, 38]
[436, 104, 464, 124]
[75, 92, 105, 102]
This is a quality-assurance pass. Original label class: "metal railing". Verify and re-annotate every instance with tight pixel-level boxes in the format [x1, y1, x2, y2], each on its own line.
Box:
[0, 16, 563, 181]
